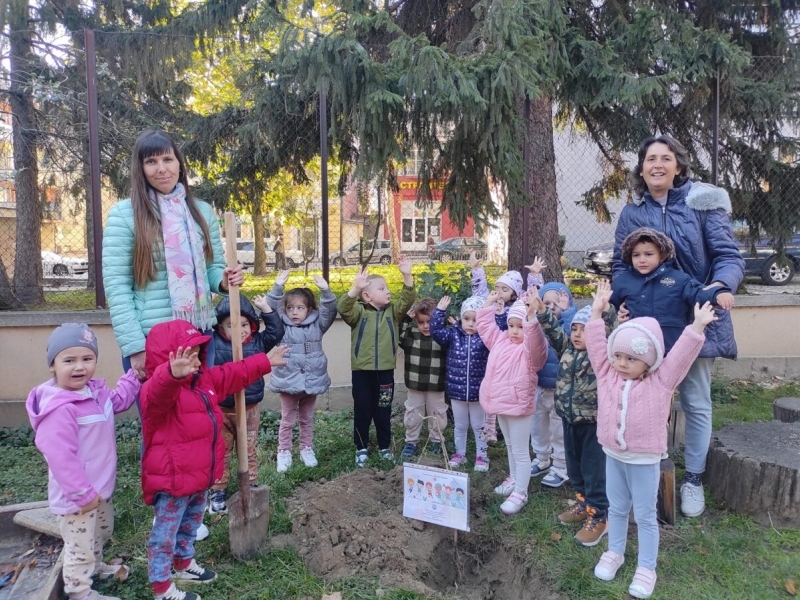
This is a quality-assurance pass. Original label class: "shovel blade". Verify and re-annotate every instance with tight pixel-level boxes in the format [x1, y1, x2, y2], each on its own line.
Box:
[228, 485, 271, 559]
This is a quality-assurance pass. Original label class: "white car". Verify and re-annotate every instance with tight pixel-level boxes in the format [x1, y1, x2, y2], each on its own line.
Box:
[42, 250, 89, 277]
[235, 241, 303, 269]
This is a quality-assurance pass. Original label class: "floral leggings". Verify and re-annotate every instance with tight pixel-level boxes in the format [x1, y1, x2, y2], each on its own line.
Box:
[147, 491, 206, 585]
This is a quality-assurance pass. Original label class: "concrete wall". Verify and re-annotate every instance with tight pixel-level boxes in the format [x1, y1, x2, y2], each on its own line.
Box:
[2, 295, 799, 427]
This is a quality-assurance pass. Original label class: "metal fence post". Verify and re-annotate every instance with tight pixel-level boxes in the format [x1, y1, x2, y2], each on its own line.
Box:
[84, 29, 105, 308]
[320, 87, 329, 281]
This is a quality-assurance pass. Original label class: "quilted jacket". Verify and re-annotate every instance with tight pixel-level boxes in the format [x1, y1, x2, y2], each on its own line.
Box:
[102, 198, 227, 358]
[267, 284, 337, 395]
[139, 320, 273, 505]
[476, 306, 548, 417]
[429, 308, 488, 402]
[612, 180, 744, 359]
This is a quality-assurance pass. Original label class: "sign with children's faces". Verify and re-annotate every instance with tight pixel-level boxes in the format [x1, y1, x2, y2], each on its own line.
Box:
[402, 463, 470, 532]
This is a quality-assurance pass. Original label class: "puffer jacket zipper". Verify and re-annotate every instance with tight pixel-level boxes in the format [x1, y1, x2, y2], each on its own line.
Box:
[197, 387, 218, 488]
[355, 318, 367, 357]
[387, 316, 396, 355]
[465, 335, 471, 402]
[374, 309, 383, 369]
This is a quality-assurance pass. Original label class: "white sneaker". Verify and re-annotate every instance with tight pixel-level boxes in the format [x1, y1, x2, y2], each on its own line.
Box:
[542, 466, 569, 488]
[155, 583, 200, 600]
[680, 482, 705, 517]
[594, 550, 625, 581]
[95, 561, 130, 581]
[300, 447, 318, 467]
[195, 522, 209, 541]
[493, 477, 516, 496]
[277, 449, 292, 473]
[499, 491, 528, 515]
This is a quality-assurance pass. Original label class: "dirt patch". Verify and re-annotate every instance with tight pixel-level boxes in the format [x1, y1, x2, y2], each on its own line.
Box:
[276, 467, 564, 599]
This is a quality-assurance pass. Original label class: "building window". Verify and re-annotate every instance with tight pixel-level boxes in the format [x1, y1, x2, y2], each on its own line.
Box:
[402, 218, 413, 242]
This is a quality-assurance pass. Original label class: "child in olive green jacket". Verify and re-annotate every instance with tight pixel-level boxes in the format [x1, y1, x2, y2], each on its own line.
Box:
[337, 256, 416, 467]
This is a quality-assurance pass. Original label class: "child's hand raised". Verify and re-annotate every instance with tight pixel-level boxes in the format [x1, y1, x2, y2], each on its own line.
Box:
[590, 280, 612, 317]
[353, 267, 370, 291]
[447, 316, 457, 325]
[468, 251, 481, 269]
[312, 274, 330, 291]
[268, 345, 291, 367]
[525, 288, 539, 318]
[618, 302, 630, 323]
[275, 270, 290, 287]
[437, 296, 451, 311]
[484, 291, 500, 308]
[253, 294, 271, 313]
[169, 346, 200, 379]
[398, 255, 412, 275]
[693, 301, 718, 332]
[527, 286, 545, 314]
[524, 256, 547, 275]
[716, 291, 734, 310]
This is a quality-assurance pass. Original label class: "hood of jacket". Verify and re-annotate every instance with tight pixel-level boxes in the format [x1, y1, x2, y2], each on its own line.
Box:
[26, 378, 106, 431]
[633, 180, 732, 213]
[214, 295, 259, 332]
[144, 320, 211, 378]
[538, 282, 577, 328]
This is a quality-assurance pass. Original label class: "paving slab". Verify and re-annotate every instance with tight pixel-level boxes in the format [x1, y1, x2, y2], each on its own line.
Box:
[12, 509, 61, 540]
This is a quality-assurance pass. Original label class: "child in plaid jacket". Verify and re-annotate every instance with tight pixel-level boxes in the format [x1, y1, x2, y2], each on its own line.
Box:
[399, 297, 447, 459]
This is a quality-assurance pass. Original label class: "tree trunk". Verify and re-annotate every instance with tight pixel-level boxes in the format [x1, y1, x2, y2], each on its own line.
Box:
[0, 256, 24, 310]
[508, 95, 563, 283]
[9, 17, 44, 306]
[83, 137, 96, 291]
[772, 397, 800, 423]
[252, 201, 267, 275]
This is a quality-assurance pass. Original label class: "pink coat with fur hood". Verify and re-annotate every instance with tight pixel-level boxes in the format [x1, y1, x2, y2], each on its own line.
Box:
[477, 306, 548, 416]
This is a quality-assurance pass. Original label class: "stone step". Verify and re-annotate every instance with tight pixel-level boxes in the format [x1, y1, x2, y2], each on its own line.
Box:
[11, 509, 61, 540]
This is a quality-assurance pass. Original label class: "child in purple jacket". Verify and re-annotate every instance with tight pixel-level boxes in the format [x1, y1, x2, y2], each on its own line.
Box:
[26, 324, 141, 600]
[585, 282, 716, 600]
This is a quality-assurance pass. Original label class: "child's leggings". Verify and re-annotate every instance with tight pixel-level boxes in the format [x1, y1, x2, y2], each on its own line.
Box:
[147, 491, 206, 588]
[606, 456, 660, 570]
[497, 414, 533, 494]
[278, 392, 317, 451]
[451, 399, 487, 459]
[484, 412, 497, 434]
[530, 387, 566, 469]
[58, 498, 114, 599]
[213, 404, 259, 489]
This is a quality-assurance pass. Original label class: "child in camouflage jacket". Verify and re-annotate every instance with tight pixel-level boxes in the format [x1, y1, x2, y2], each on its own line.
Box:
[534, 294, 618, 548]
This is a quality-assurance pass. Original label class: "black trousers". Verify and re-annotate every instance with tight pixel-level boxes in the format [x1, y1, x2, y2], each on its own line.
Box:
[562, 419, 608, 514]
[352, 370, 395, 450]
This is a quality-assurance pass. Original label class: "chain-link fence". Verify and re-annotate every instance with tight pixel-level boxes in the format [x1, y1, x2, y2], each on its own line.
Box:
[2, 37, 800, 312]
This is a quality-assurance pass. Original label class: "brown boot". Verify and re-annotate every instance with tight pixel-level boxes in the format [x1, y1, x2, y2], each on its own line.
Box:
[574, 506, 607, 547]
[558, 494, 588, 524]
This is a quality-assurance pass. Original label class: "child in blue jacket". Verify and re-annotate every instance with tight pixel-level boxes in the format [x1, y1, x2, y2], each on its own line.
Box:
[429, 295, 490, 472]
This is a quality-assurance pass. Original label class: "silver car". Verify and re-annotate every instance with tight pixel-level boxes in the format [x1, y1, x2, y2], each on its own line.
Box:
[330, 239, 392, 267]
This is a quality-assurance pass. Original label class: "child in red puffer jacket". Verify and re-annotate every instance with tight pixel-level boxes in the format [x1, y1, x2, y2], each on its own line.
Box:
[139, 319, 287, 600]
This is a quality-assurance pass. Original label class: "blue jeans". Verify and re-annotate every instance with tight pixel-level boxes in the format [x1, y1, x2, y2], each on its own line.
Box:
[147, 491, 206, 584]
[606, 457, 660, 570]
[677, 357, 714, 474]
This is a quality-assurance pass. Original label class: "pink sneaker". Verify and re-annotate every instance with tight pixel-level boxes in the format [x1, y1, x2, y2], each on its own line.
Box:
[493, 477, 515, 495]
[628, 566, 657, 599]
[594, 550, 625, 581]
[500, 491, 528, 515]
[448, 453, 466, 468]
[474, 456, 489, 472]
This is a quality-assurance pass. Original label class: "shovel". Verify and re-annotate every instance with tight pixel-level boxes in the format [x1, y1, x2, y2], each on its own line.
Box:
[224, 212, 271, 559]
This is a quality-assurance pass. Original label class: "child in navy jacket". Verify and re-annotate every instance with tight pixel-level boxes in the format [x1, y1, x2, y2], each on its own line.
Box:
[430, 295, 490, 472]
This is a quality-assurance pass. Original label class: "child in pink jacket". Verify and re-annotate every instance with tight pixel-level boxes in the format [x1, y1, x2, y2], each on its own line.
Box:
[26, 324, 141, 600]
[477, 288, 548, 516]
[584, 281, 716, 600]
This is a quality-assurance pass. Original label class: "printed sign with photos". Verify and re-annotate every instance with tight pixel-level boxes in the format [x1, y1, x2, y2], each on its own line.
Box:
[402, 463, 470, 532]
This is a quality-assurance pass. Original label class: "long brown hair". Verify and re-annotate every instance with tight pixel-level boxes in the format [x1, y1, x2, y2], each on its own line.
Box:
[130, 130, 213, 288]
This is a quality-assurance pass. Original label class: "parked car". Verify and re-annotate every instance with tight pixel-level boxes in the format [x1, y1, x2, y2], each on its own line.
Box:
[582, 231, 800, 285]
[428, 237, 487, 262]
[330, 239, 393, 267]
[42, 250, 88, 277]
[235, 240, 303, 269]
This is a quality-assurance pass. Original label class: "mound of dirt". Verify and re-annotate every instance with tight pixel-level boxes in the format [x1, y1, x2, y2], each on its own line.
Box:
[276, 466, 563, 599]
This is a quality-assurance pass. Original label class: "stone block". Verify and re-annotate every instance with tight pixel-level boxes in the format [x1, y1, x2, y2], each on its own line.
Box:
[13, 507, 61, 539]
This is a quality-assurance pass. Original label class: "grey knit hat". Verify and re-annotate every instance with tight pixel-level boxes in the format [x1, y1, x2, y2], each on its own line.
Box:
[47, 323, 98, 366]
[571, 305, 592, 326]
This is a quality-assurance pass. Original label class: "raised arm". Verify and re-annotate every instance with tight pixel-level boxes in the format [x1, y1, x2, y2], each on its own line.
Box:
[656, 303, 713, 390]
[267, 270, 290, 312]
[316, 285, 339, 334]
[430, 298, 455, 347]
[476, 296, 503, 349]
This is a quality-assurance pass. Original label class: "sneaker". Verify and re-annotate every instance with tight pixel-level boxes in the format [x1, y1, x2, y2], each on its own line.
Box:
[448, 453, 466, 468]
[85, 591, 122, 600]
[276, 449, 292, 473]
[207, 490, 227, 515]
[493, 477, 516, 496]
[473, 456, 489, 472]
[542, 466, 569, 488]
[680, 482, 705, 517]
[558, 496, 588, 524]
[484, 429, 498, 446]
[300, 447, 318, 467]
[574, 508, 607, 547]
[428, 442, 442, 455]
[594, 550, 625, 581]
[194, 523, 209, 542]
[95, 561, 130, 582]
[628, 566, 657, 599]
[172, 558, 216, 583]
[355, 449, 369, 467]
[401, 442, 418, 460]
[530, 458, 551, 477]
[379, 448, 395, 461]
[500, 491, 528, 515]
[155, 582, 200, 600]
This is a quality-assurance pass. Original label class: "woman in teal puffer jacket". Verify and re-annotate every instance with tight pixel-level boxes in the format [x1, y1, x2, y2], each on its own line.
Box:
[103, 130, 243, 379]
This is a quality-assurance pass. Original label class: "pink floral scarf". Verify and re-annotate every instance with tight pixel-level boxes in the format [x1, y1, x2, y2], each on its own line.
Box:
[153, 183, 213, 330]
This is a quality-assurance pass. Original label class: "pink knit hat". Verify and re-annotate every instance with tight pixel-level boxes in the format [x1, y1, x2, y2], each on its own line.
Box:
[496, 271, 523, 298]
[607, 317, 665, 372]
[507, 300, 527, 323]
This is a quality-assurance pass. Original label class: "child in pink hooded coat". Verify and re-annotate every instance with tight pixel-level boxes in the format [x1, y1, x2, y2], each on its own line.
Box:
[477, 288, 548, 515]
[584, 281, 717, 599]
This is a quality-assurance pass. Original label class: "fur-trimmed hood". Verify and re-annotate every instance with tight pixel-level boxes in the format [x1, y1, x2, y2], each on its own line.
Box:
[620, 227, 676, 264]
[633, 180, 732, 214]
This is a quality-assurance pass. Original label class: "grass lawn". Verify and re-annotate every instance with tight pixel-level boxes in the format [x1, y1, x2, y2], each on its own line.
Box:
[3, 378, 800, 599]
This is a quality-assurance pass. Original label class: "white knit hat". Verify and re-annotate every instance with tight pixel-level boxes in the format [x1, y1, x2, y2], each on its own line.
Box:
[507, 300, 527, 323]
[496, 271, 523, 298]
[460, 296, 484, 317]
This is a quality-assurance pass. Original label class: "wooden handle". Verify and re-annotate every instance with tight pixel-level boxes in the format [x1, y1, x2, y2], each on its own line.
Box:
[224, 213, 249, 476]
